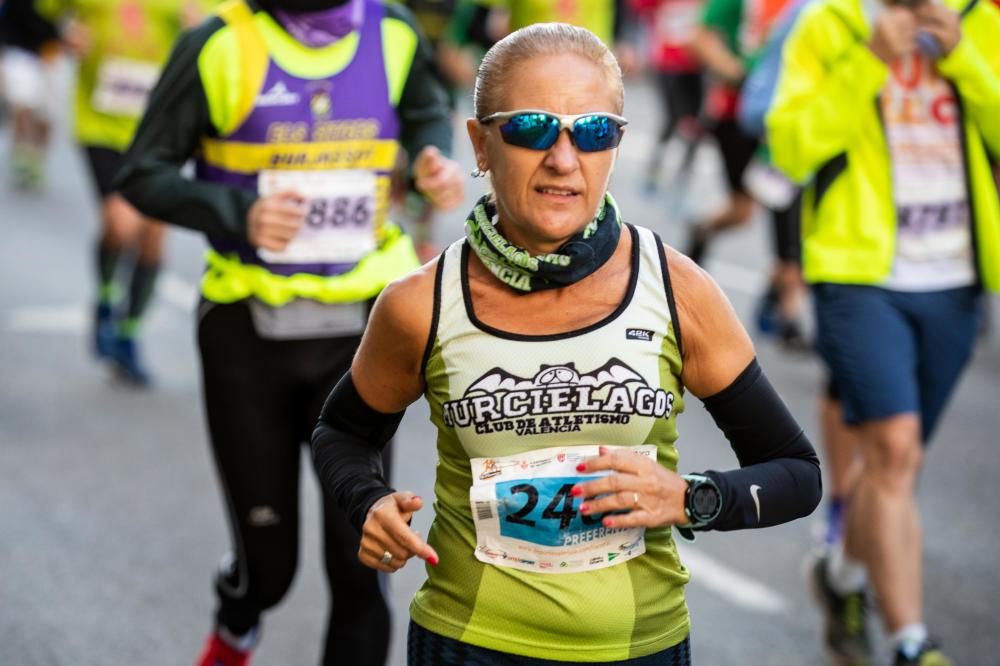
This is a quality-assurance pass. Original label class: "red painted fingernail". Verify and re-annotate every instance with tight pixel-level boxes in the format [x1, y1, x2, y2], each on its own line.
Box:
[428, 555, 439, 566]
[576, 463, 587, 472]
[603, 517, 614, 527]
[579, 503, 590, 513]
[570, 485, 583, 497]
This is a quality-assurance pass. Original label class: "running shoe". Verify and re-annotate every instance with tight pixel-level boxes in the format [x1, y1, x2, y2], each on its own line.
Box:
[779, 319, 812, 353]
[112, 336, 151, 386]
[94, 304, 117, 360]
[195, 632, 252, 666]
[809, 554, 872, 665]
[893, 640, 953, 666]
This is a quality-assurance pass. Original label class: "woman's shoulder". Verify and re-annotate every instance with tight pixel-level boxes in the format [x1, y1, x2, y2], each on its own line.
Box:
[374, 254, 442, 332]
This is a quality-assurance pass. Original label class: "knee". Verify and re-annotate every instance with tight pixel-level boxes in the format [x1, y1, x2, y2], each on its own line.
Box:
[216, 547, 299, 613]
[102, 195, 143, 245]
[867, 425, 923, 489]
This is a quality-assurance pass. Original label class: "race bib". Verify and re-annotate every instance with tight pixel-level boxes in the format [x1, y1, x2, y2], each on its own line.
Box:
[91, 58, 160, 116]
[257, 169, 377, 265]
[469, 444, 656, 574]
[896, 202, 971, 261]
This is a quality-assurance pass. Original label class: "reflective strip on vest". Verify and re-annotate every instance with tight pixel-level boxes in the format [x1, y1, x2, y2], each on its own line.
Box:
[200, 222, 419, 305]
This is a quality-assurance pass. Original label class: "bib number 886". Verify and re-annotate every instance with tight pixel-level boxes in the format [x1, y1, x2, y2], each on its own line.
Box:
[305, 196, 372, 228]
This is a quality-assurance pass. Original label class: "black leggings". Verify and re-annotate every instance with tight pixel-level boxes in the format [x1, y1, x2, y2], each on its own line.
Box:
[198, 300, 390, 666]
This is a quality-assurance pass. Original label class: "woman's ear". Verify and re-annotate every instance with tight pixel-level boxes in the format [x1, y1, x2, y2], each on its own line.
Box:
[467, 118, 488, 172]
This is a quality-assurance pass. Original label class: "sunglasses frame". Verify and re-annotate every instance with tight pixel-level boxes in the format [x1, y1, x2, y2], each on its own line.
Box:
[478, 109, 629, 152]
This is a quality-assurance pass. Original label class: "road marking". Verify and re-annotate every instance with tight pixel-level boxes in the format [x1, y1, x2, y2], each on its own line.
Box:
[2, 273, 199, 334]
[4, 305, 86, 333]
[679, 543, 790, 615]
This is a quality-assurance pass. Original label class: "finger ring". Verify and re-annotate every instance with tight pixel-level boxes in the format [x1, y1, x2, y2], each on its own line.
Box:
[632, 492, 640, 507]
[380, 551, 393, 566]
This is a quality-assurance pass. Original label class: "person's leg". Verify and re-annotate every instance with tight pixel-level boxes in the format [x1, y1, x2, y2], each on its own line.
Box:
[113, 217, 166, 383]
[84, 149, 139, 360]
[881, 287, 980, 664]
[812, 284, 923, 663]
[686, 120, 756, 264]
[299, 334, 392, 666]
[846, 413, 924, 632]
[643, 71, 681, 193]
[818, 384, 862, 547]
[100, 192, 157, 383]
[196, 302, 305, 660]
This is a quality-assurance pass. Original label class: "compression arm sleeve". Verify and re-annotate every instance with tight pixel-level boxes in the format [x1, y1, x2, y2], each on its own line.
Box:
[695, 358, 822, 531]
[311, 372, 405, 533]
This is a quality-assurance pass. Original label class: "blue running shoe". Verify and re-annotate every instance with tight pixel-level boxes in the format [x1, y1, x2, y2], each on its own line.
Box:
[113, 337, 151, 386]
[94, 304, 116, 360]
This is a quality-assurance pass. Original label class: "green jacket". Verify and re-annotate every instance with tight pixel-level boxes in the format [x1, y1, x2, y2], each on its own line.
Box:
[767, 0, 1000, 291]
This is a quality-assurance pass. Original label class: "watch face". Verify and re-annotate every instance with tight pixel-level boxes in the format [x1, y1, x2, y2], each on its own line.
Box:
[692, 486, 719, 517]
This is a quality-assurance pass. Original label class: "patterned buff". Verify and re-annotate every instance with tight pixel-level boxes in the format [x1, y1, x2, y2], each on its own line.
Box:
[464, 193, 623, 293]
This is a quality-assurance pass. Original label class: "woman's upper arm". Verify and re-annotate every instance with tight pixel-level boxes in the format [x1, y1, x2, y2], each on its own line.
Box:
[668, 246, 756, 398]
[351, 259, 438, 413]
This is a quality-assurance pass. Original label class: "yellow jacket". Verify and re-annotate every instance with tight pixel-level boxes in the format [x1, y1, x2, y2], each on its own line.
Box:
[767, 0, 1000, 291]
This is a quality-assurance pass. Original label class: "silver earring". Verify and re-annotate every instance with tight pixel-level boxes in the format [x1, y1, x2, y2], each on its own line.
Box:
[471, 166, 487, 178]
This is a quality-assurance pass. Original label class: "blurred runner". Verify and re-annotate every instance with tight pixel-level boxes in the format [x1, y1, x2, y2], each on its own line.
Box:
[769, 0, 1000, 662]
[0, 0, 60, 190]
[630, 0, 705, 195]
[115, 0, 463, 663]
[37, 0, 210, 385]
[689, 0, 807, 351]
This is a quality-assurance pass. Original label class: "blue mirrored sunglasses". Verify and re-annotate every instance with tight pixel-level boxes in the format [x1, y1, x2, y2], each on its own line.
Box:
[479, 110, 628, 153]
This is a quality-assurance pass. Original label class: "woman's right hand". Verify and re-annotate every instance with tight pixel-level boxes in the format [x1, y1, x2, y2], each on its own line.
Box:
[360, 492, 439, 572]
[246, 191, 306, 251]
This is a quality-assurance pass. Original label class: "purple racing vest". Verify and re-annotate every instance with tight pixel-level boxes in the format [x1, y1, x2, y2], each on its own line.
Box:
[196, 0, 401, 277]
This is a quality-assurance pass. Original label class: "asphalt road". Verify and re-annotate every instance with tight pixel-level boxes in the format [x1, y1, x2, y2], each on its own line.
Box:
[2, 67, 999, 666]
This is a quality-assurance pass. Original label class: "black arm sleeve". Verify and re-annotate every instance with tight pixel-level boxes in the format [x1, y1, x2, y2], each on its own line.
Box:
[311, 371, 405, 533]
[696, 358, 822, 531]
[115, 20, 257, 239]
[385, 4, 454, 162]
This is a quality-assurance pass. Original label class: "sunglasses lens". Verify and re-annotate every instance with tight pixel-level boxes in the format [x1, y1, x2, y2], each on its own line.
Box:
[499, 113, 561, 150]
[572, 115, 624, 152]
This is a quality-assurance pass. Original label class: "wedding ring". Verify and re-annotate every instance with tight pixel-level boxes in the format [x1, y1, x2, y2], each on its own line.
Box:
[380, 551, 393, 566]
[632, 492, 640, 508]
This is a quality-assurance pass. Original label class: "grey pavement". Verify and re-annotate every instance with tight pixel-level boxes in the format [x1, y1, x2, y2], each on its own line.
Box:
[1, 70, 999, 666]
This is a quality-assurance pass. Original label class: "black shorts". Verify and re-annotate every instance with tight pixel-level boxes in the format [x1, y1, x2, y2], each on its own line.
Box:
[770, 193, 802, 263]
[710, 119, 758, 195]
[83, 146, 125, 199]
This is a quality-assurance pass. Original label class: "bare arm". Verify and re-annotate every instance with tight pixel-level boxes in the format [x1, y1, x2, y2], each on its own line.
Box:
[669, 247, 756, 396]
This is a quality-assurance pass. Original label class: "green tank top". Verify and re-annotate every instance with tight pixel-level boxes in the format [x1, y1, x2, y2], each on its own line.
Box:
[412, 225, 691, 661]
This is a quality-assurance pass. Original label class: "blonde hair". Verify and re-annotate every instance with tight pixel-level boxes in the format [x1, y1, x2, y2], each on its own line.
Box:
[473, 23, 624, 119]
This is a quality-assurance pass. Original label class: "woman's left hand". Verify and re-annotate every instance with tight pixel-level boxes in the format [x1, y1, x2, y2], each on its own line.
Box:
[572, 446, 691, 529]
[413, 146, 465, 211]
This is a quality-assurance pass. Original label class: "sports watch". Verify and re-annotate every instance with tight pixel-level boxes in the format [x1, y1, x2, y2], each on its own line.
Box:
[681, 474, 722, 529]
